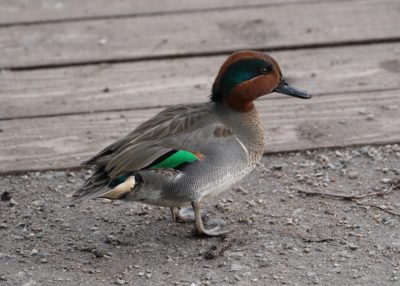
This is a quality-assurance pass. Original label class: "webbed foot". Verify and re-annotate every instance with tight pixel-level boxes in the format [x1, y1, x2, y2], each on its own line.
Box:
[170, 207, 207, 223]
[191, 201, 230, 237]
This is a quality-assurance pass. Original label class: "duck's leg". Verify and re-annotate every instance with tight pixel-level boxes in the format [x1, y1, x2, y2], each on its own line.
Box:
[170, 207, 177, 221]
[170, 207, 207, 222]
[192, 201, 228, 236]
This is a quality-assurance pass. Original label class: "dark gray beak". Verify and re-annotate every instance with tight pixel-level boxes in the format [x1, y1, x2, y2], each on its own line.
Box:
[274, 79, 311, 99]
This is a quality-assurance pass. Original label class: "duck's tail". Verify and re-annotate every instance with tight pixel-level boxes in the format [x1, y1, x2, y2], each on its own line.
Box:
[69, 167, 138, 203]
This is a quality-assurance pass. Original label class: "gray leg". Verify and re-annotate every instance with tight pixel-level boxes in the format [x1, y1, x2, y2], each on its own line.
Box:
[170, 207, 206, 222]
[191, 201, 228, 236]
[170, 207, 177, 221]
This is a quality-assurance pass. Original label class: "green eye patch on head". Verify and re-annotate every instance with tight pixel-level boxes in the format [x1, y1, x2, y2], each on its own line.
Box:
[212, 58, 272, 101]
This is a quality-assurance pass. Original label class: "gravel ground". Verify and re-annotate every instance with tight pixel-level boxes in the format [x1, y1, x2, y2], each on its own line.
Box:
[1, 145, 400, 286]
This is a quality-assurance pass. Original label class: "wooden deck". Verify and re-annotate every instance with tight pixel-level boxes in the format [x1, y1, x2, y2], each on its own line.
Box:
[0, 0, 399, 173]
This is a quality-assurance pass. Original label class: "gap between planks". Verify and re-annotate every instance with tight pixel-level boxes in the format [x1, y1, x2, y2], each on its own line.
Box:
[0, 0, 321, 26]
[1, 42, 400, 120]
[0, 0, 325, 27]
[5, 37, 400, 72]
[0, 89, 399, 173]
[0, 0, 399, 69]
[0, 87, 398, 122]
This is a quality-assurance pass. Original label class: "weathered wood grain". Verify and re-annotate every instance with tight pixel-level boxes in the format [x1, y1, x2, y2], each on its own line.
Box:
[1, 89, 399, 173]
[0, 0, 305, 25]
[0, 0, 399, 69]
[1, 43, 400, 120]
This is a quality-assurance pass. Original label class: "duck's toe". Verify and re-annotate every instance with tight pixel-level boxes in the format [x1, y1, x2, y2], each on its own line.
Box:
[191, 201, 230, 237]
[198, 219, 229, 237]
[175, 207, 207, 223]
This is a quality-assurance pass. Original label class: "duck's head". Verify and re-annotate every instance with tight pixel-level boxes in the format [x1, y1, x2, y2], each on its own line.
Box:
[211, 50, 311, 112]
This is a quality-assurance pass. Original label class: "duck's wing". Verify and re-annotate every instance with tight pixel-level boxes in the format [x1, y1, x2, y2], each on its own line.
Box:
[72, 103, 223, 201]
[85, 103, 215, 173]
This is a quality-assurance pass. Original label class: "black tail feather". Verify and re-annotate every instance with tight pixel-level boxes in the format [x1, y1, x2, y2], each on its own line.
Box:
[71, 167, 110, 202]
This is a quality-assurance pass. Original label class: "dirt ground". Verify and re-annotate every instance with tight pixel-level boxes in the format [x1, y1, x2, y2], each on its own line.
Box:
[1, 145, 400, 286]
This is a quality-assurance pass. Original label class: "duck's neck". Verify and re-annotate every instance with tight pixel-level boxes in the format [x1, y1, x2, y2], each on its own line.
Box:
[223, 95, 255, 112]
[215, 103, 265, 160]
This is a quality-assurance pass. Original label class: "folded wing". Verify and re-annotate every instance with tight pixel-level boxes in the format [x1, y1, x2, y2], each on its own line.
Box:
[71, 103, 220, 201]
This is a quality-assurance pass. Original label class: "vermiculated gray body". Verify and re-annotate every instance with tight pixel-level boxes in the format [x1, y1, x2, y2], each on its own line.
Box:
[123, 103, 265, 207]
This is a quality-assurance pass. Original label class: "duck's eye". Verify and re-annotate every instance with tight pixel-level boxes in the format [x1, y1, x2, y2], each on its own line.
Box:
[260, 66, 272, 75]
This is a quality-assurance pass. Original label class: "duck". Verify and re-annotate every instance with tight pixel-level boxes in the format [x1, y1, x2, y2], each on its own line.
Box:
[71, 50, 311, 236]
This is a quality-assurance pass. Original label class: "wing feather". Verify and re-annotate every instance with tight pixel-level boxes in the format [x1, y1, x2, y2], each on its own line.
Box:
[72, 103, 217, 201]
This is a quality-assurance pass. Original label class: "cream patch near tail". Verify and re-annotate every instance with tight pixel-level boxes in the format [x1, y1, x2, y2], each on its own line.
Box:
[100, 176, 136, 199]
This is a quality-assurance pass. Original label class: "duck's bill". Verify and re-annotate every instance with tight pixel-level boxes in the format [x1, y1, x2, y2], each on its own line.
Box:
[274, 81, 311, 99]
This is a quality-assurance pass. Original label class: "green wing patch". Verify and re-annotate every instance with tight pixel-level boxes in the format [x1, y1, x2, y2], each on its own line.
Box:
[108, 150, 202, 188]
[149, 150, 202, 169]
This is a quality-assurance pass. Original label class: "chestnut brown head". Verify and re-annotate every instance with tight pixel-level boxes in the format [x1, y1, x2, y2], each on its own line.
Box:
[211, 50, 311, 112]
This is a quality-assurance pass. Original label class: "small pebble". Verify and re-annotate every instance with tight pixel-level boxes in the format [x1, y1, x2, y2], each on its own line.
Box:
[40, 258, 48, 263]
[30, 249, 38, 256]
[246, 200, 257, 207]
[98, 38, 108, 45]
[236, 186, 249, 195]
[348, 244, 358, 250]
[114, 278, 125, 285]
[366, 114, 375, 121]
[9, 199, 18, 207]
[32, 200, 45, 207]
[272, 164, 283, 171]
[348, 171, 359, 179]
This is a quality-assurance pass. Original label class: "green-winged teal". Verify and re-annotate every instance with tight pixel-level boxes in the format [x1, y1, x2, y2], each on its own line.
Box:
[72, 50, 311, 236]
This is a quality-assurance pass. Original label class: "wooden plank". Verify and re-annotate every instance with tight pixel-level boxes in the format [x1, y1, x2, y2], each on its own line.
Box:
[1, 89, 399, 173]
[1, 43, 400, 120]
[0, 0, 303, 25]
[0, 0, 399, 69]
